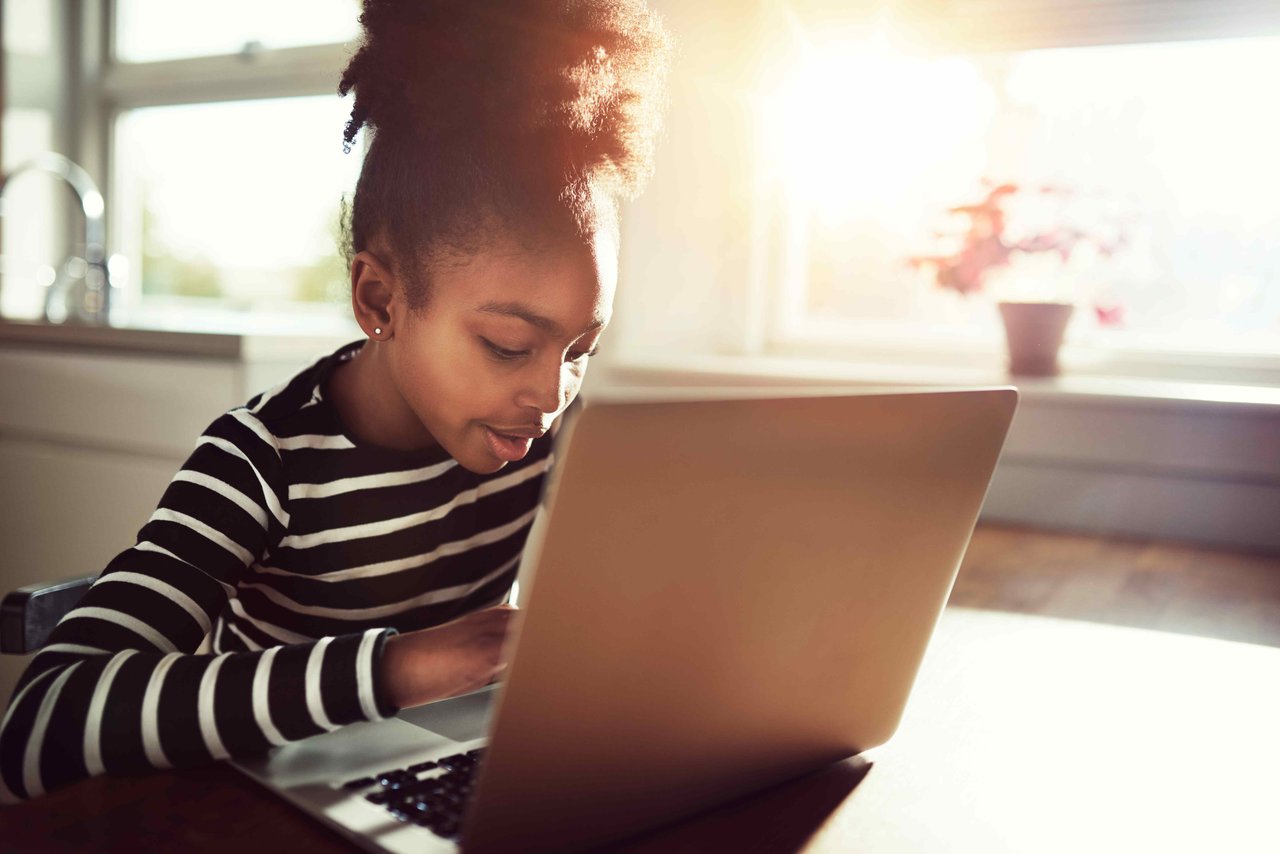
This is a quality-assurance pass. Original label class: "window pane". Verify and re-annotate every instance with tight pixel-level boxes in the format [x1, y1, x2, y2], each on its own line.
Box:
[113, 96, 364, 312]
[4, 0, 53, 55]
[2, 0, 61, 320]
[1, 110, 58, 320]
[115, 0, 360, 63]
[772, 35, 1280, 354]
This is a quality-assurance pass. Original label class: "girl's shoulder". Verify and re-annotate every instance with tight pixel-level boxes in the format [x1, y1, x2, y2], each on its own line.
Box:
[197, 340, 364, 465]
[232, 340, 360, 427]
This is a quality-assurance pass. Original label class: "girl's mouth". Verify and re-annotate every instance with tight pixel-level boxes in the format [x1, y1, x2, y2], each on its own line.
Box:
[483, 426, 534, 462]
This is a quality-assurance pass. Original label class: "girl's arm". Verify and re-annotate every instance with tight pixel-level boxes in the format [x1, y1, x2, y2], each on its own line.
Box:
[0, 409, 399, 803]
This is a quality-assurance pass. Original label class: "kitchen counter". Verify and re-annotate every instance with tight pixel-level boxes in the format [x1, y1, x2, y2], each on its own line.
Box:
[0, 315, 360, 361]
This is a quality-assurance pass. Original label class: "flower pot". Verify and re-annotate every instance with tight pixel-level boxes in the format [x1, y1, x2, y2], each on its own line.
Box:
[997, 301, 1074, 377]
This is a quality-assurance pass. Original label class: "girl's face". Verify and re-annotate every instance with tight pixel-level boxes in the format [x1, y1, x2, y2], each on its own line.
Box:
[384, 228, 617, 474]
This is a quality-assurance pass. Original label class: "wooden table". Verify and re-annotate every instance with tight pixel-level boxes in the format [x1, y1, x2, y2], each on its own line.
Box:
[4, 607, 1278, 853]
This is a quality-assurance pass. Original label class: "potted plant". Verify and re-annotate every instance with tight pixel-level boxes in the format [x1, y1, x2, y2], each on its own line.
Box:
[908, 181, 1127, 376]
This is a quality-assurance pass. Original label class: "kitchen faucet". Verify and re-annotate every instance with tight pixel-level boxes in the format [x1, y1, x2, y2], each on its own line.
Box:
[0, 152, 120, 324]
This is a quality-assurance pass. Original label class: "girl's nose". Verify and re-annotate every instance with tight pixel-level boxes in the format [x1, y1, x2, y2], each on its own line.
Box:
[517, 361, 569, 416]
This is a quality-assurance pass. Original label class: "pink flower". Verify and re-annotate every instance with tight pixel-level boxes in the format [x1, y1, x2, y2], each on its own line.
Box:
[907, 180, 1127, 311]
[1094, 302, 1126, 327]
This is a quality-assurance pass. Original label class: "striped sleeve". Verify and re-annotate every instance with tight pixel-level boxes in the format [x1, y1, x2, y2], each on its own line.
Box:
[0, 411, 400, 804]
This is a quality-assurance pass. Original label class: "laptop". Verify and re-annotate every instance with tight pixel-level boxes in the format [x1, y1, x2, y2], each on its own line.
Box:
[233, 388, 1018, 853]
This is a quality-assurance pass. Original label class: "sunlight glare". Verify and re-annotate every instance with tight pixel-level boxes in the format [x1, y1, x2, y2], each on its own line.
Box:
[763, 35, 994, 226]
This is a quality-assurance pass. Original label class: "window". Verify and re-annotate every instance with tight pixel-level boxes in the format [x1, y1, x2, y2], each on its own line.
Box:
[104, 1, 365, 324]
[114, 0, 359, 63]
[758, 13, 1280, 372]
[114, 96, 362, 311]
[1, 2, 366, 324]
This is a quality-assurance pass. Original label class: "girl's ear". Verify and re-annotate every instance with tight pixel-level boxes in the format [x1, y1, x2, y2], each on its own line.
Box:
[350, 249, 398, 340]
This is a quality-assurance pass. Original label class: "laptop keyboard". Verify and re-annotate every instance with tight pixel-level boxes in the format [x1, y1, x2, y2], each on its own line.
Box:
[340, 748, 485, 841]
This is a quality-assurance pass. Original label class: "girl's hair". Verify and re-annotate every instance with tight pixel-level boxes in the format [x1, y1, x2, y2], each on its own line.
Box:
[337, 0, 671, 307]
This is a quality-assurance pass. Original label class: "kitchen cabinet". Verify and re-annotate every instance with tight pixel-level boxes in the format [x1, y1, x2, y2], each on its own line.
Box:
[0, 323, 353, 594]
[0, 321, 356, 707]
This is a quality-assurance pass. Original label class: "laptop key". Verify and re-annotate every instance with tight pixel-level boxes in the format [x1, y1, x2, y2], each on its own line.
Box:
[439, 751, 482, 769]
[378, 770, 417, 788]
[340, 776, 376, 790]
[407, 760, 438, 773]
[393, 779, 447, 800]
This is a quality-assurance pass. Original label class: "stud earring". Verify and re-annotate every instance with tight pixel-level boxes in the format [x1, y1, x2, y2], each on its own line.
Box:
[373, 327, 382, 336]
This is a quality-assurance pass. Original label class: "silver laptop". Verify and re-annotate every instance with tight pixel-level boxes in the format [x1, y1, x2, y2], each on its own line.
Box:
[233, 388, 1018, 853]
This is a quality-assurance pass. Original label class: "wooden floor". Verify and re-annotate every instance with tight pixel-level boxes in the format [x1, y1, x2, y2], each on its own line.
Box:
[950, 523, 1280, 648]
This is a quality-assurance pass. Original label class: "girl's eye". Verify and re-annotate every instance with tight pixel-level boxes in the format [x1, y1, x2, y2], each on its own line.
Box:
[481, 338, 530, 361]
[568, 348, 599, 362]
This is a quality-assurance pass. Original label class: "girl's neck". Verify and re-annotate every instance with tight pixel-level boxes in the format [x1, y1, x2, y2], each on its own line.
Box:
[328, 342, 440, 452]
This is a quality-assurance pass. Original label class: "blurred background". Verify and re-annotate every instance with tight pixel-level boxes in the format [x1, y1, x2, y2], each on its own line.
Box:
[1, 1, 1278, 701]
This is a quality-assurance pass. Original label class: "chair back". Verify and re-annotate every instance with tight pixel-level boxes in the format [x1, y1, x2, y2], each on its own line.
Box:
[1, 575, 97, 654]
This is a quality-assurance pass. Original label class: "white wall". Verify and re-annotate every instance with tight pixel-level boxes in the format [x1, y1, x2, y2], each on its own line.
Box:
[586, 357, 1280, 554]
[612, 0, 772, 359]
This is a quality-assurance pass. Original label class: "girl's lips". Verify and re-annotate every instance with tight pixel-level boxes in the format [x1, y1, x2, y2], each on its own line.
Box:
[484, 426, 534, 462]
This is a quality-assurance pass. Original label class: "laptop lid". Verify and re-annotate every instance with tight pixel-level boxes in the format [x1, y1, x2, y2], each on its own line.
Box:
[462, 388, 1018, 853]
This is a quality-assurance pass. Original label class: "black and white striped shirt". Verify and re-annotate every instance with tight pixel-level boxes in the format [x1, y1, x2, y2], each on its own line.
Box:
[0, 340, 556, 802]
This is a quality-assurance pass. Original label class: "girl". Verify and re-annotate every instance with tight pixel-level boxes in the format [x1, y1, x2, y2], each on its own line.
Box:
[0, 0, 670, 803]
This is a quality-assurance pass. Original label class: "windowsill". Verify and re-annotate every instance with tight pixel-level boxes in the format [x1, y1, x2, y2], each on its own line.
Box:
[6, 315, 1275, 413]
[595, 351, 1280, 414]
[0, 312, 360, 362]
[770, 317, 1280, 386]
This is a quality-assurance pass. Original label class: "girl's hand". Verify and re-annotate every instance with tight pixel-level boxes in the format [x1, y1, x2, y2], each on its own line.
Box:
[377, 605, 519, 710]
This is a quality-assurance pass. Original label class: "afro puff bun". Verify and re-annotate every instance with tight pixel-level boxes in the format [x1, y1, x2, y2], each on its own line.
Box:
[337, 0, 671, 303]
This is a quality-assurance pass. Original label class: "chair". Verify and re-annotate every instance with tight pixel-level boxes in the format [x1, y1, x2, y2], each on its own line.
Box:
[0, 575, 97, 654]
